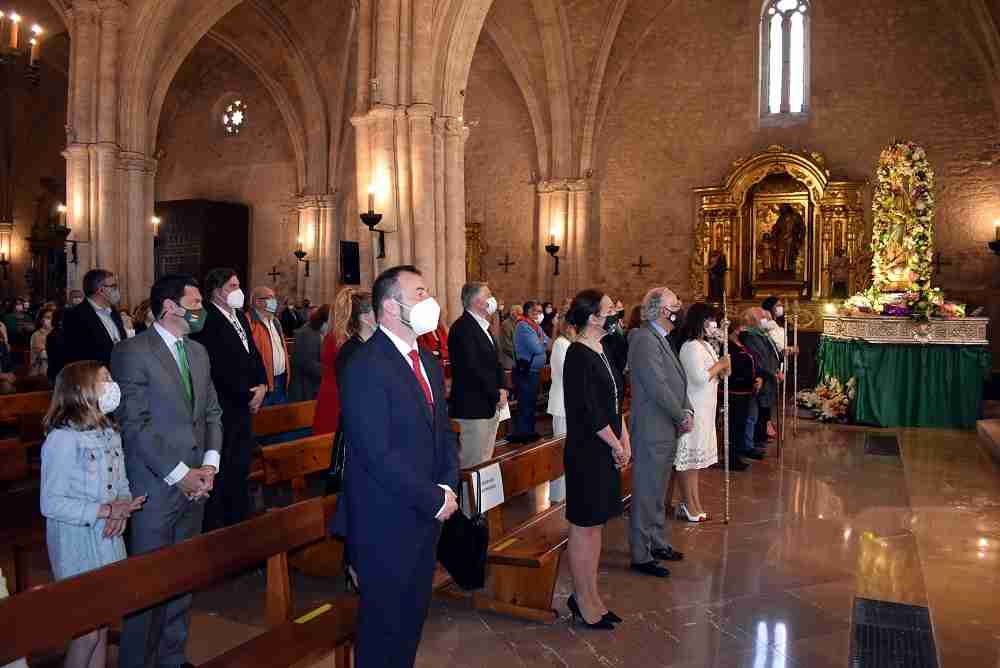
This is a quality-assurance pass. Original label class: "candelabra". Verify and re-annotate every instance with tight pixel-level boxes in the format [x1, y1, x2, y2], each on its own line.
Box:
[544, 239, 561, 276]
[360, 187, 386, 259]
[294, 238, 310, 277]
[0, 10, 46, 284]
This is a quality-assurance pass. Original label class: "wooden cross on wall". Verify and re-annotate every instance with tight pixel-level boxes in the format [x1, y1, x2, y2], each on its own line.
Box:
[632, 256, 652, 275]
[498, 253, 516, 273]
[268, 266, 282, 283]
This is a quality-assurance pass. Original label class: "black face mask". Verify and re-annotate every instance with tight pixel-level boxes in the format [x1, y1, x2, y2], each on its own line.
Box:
[603, 313, 621, 332]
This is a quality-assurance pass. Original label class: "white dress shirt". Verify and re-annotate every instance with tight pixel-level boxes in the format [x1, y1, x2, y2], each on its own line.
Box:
[88, 298, 121, 343]
[264, 316, 287, 376]
[153, 322, 221, 486]
[468, 310, 494, 345]
[379, 326, 453, 517]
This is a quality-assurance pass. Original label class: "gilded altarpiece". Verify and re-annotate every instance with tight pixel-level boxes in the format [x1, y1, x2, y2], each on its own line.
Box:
[691, 146, 866, 329]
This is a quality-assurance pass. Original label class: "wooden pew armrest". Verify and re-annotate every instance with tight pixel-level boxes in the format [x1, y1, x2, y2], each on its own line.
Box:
[199, 595, 358, 668]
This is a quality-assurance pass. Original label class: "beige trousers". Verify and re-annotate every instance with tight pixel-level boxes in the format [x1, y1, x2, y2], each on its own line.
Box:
[455, 413, 501, 469]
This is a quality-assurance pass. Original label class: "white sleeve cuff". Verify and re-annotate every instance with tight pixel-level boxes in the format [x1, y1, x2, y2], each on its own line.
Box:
[164, 462, 190, 486]
[202, 450, 221, 471]
[435, 484, 455, 519]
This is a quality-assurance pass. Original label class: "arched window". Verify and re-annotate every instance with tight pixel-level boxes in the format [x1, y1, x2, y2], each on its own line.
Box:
[760, 0, 810, 122]
[222, 98, 247, 135]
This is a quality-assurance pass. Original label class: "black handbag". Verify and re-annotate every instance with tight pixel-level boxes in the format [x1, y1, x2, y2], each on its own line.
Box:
[436, 472, 489, 590]
[324, 428, 347, 495]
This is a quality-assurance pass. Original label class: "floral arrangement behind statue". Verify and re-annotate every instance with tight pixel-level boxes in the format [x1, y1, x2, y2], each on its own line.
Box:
[841, 140, 965, 322]
[796, 376, 856, 423]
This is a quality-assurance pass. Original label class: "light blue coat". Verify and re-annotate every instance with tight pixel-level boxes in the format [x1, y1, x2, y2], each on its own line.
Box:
[40, 428, 132, 580]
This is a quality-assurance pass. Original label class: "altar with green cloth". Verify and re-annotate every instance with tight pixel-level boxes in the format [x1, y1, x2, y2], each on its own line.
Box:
[816, 316, 991, 429]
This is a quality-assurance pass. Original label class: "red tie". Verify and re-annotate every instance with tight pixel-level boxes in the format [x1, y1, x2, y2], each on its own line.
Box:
[408, 350, 434, 405]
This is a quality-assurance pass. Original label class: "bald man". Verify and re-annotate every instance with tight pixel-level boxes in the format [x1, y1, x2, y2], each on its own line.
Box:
[248, 286, 291, 406]
[739, 308, 781, 459]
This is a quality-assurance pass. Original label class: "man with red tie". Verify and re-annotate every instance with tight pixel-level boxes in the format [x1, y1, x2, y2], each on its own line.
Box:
[331, 265, 460, 668]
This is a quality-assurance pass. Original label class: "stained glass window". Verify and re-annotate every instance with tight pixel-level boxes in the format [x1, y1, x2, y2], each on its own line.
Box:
[761, 0, 810, 119]
[222, 99, 247, 135]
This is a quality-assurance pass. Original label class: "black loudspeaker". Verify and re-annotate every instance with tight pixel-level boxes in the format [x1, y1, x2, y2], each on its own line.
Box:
[341, 241, 360, 285]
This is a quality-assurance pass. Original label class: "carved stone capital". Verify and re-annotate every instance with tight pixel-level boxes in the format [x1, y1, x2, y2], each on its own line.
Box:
[118, 150, 156, 174]
[296, 192, 336, 210]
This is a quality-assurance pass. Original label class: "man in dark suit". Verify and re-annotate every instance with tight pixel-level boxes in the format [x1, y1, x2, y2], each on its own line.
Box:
[59, 269, 127, 374]
[740, 307, 781, 459]
[448, 282, 506, 468]
[332, 265, 459, 668]
[190, 267, 267, 530]
[113, 273, 223, 668]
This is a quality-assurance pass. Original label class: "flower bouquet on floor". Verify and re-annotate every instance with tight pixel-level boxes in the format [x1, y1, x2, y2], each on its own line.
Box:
[796, 376, 856, 423]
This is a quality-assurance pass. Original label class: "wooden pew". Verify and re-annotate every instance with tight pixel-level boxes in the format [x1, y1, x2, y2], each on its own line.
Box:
[461, 431, 632, 624]
[258, 433, 343, 578]
[0, 496, 357, 668]
[251, 400, 316, 439]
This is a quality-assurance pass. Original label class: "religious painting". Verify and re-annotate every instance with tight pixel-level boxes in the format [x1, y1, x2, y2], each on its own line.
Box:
[751, 195, 808, 283]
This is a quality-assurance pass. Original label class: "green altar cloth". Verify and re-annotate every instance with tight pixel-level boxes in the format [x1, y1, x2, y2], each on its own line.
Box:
[816, 336, 991, 429]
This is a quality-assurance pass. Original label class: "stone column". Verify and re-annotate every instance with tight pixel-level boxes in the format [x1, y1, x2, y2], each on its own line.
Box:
[96, 1, 124, 144]
[442, 117, 469, 322]
[536, 179, 590, 302]
[63, 144, 92, 287]
[118, 152, 156, 306]
[316, 193, 338, 304]
[408, 104, 437, 286]
[295, 197, 321, 302]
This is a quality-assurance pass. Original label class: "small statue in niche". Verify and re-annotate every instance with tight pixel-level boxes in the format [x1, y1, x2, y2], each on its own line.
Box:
[707, 250, 727, 301]
[771, 203, 805, 275]
[758, 233, 776, 278]
[829, 246, 851, 298]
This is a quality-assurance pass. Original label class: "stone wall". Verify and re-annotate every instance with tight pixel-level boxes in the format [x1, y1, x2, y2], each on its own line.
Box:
[594, 0, 1000, 313]
[464, 36, 540, 311]
[154, 39, 299, 296]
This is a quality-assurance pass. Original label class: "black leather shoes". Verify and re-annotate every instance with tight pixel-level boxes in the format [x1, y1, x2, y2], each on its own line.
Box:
[731, 458, 751, 471]
[743, 449, 765, 460]
[651, 546, 684, 561]
[630, 561, 670, 578]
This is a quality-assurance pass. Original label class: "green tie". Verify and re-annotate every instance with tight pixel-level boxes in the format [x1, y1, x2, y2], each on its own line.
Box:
[175, 340, 193, 404]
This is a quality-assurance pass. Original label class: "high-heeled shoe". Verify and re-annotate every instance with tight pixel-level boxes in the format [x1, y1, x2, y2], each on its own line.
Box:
[675, 503, 705, 523]
[602, 610, 623, 623]
[567, 595, 615, 629]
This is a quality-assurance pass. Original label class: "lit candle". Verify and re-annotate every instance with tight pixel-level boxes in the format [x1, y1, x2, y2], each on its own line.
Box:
[10, 13, 21, 49]
[297, 236, 303, 251]
[994, 220, 1000, 242]
[29, 25, 42, 65]
[367, 186, 375, 214]
[57, 204, 67, 227]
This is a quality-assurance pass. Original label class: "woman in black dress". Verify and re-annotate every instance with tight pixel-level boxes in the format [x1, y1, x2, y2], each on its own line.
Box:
[563, 289, 631, 630]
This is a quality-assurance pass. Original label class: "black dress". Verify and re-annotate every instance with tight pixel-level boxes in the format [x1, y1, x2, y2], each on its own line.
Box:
[563, 342, 624, 527]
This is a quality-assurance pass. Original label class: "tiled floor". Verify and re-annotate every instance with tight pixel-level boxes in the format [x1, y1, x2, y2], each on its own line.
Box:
[166, 421, 1000, 665]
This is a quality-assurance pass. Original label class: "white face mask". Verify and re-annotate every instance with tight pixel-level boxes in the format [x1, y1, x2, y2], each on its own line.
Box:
[705, 321, 718, 331]
[396, 297, 441, 336]
[226, 288, 245, 310]
[98, 381, 121, 415]
[774, 306, 784, 317]
[533, 313, 544, 324]
[484, 296, 498, 315]
[264, 298, 278, 313]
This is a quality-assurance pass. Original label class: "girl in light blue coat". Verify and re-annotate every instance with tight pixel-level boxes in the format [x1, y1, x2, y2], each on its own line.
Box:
[40, 360, 145, 668]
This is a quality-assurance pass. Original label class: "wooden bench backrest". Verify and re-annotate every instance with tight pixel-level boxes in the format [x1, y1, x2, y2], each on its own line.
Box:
[260, 434, 332, 502]
[0, 497, 331, 664]
[0, 390, 50, 423]
[0, 437, 29, 482]
[252, 400, 317, 438]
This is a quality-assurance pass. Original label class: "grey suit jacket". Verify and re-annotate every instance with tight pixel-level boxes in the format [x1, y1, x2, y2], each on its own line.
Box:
[627, 323, 693, 445]
[111, 327, 223, 507]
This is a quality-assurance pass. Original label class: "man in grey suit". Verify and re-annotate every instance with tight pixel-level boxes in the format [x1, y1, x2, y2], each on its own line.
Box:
[627, 286, 691, 578]
[112, 273, 223, 668]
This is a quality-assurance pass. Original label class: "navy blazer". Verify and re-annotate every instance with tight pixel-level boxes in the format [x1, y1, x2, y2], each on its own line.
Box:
[447, 311, 503, 420]
[331, 329, 459, 579]
[62, 299, 127, 370]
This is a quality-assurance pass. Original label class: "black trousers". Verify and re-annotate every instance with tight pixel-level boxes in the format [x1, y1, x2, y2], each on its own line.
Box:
[204, 400, 253, 531]
[753, 403, 772, 446]
[729, 394, 752, 461]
